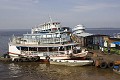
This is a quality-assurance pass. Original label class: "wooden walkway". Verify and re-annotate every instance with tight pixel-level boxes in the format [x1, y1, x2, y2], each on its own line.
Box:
[87, 50, 120, 68]
[90, 50, 120, 61]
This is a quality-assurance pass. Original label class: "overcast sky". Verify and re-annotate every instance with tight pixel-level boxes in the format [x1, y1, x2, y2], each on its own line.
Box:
[0, 0, 120, 29]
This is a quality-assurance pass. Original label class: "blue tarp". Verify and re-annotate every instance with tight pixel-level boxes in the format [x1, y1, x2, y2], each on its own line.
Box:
[113, 42, 120, 45]
[114, 65, 119, 69]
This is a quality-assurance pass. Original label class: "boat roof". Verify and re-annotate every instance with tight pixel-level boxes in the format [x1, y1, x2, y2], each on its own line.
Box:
[23, 31, 68, 36]
[75, 32, 93, 37]
[33, 21, 61, 28]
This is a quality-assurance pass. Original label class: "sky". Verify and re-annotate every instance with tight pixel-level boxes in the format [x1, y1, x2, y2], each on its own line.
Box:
[0, 0, 120, 29]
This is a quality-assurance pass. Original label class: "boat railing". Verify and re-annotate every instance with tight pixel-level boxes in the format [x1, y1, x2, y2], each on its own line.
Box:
[10, 36, 23, 44]
[21, 51, 66, 57]
[11, 37, 70, 44]
[113, 33, 120, 38]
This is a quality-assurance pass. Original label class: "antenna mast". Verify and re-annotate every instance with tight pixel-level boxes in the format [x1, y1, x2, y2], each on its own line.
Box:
[49, 15, 52, 22]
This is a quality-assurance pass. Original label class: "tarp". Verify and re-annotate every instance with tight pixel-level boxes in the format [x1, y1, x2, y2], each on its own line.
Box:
[112, 42, 120, 45]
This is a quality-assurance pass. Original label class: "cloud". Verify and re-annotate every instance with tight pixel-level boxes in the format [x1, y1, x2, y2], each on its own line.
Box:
[32, 0, 40, 3]
[0, 0, 40, 10]
[72, 3, 120, 12]
[0, 0, 120, 29]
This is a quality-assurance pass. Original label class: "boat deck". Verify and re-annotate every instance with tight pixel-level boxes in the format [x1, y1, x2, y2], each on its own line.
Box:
[9, 43, 79, 47]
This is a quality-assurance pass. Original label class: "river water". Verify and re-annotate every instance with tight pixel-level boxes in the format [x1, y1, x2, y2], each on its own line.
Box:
[0, 62, 120, 80]
[0, 29, 120, 80]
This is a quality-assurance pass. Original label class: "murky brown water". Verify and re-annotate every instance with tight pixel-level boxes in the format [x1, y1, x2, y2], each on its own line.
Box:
[0, 62, 120, 80]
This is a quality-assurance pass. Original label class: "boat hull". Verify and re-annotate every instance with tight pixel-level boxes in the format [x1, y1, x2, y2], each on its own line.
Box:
[50, 59, 93, 66]
[113, 69, 120, 74]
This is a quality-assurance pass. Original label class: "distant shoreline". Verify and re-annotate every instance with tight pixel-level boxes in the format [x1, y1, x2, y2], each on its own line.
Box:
[0, 29, 30, 31]
[86, 28, 120, 30]
[0, 28, 120, 31]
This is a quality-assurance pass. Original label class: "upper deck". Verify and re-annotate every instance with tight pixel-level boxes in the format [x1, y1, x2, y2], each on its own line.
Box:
[31, 22, 61, 34]
[9, 20, 73, 45]
[9, 42, 79, 47]
[72, 24, 85, 34]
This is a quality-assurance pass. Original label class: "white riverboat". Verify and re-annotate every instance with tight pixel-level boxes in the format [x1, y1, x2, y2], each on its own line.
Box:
[72, 24, 85, 34]
[113, 33, 120, 39]
[8, 19, 88, 62]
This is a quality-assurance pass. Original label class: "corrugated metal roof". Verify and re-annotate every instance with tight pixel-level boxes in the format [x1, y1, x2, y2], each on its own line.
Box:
[76, 32, 93, 37]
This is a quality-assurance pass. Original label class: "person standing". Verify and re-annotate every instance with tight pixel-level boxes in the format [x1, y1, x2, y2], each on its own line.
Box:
[101, 47, 104, 53]
[108, 47, 110, 55]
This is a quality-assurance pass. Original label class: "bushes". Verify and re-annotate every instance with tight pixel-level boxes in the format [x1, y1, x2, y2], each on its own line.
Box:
[104, 47, 119, 55]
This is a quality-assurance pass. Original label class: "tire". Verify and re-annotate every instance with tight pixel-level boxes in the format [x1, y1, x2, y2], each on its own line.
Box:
[100, 62, 108, 69]
[108, 62, 114, 68]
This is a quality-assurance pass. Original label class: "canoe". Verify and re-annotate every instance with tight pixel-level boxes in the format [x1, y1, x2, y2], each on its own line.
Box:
[50, 59, 93, 66]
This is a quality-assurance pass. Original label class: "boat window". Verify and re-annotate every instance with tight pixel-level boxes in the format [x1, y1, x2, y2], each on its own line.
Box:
[45, 24, 46, 26]
[21, 47, 28, 51]
[59, 47, 64, 51]
[29, 47, 37, 51]
[56, 34, 60, 37]
[77, 49, 81, 53]
[66, 46, 71, 50]
[49, 47, 58, 51]
[32, 36, 36, 38]
[53, 23, 55, 25]
[38, 47, 47, 52]
[47, 34, 52, 38]
[16, 47, 20, 50]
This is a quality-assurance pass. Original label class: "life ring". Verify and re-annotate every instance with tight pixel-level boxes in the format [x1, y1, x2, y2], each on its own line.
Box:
[14, 58, 19, 62]
[19, 58, 23, 62]
[46, 56, 50, 60]
[108, 62, 114, 68]
[35, 56, 40, 61]
[28, 57, 32, 62]
[31, 57, 37, 62]
[100, 62, 108, 69]
[25, 58, 29, 62]
[32, 56, 40, 62]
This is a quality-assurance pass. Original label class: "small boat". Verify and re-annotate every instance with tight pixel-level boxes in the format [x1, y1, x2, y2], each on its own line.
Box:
[72, 24, 85, 34]
[50, 59, 93, 66]
[113, 65, 120, 74]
